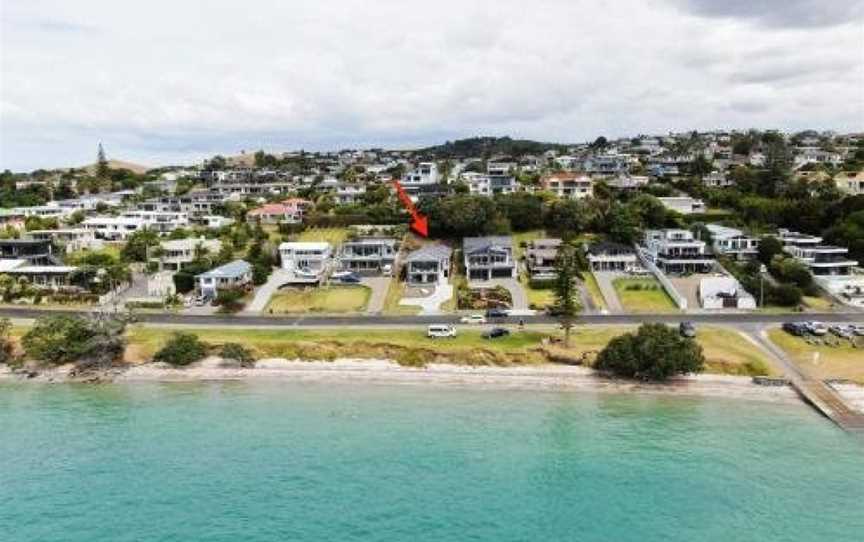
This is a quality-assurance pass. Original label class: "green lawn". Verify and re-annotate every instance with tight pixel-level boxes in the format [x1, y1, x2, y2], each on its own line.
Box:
[265, 285, 370, 314]
[613, 277, 677, 313]
[767, 328, 864, 384]
[697, 327, 776, 376]
[296, 227, 350, 246]
[381, 278, 422, 315]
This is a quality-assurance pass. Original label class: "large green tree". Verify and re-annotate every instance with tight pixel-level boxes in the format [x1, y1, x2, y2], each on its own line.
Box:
[552, 245, 581, 347]
[595, 323, 705, 381]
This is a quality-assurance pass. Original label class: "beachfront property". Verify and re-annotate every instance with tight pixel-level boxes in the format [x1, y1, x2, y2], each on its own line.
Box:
[705, 224, 760, 260]
[338, 237, 398, 275]
[0, 239, 58, 265]
[641, 229, 714, 274]
[586, 241, 640, 272]
[657, 196, 706, 215]
[150, 237, 222, 272]
[404, 243, 452, 285]
[278, 242, 333, 277]
[525, 238, 562, 280]
[24, 229, 102, 254]
[246, 198, 310, 225]
[540, 172, 593, 199]
[698, 276, 756, 309]
[0, 259, 78, 290]
[195, 259, 252, 298]
[463, 236, 517, 281]
[777, 228, 858, 276]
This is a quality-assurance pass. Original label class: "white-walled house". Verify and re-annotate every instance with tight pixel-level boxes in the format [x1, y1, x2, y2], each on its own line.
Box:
[541, 173, 593, 199]
[278, 242, 333, 277]
[463, 236, 516, 280]
[642, 229, 714, 274]
[698, 276, 756, 309]
[705, 224, 759, 260]
[196, 260, 252, 298]
[777, 229, 858, 277]
[151, 237, 222, 271]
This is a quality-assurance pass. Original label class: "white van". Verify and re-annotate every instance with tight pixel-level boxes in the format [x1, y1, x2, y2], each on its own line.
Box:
[427, 324, 457, 338]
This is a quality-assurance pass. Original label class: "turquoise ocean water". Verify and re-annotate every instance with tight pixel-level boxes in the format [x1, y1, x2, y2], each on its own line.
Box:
[1, 381, 862, 541]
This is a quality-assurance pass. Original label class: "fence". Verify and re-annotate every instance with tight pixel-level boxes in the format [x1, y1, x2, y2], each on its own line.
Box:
[634, 246, 688, 311]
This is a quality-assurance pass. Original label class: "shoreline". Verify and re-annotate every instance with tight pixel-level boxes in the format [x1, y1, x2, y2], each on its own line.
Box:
[0, 357, 810, 407]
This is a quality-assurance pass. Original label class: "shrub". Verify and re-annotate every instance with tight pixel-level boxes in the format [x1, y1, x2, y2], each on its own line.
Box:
[21, 314, 126, 367]
[154, 332, 208, 366]
[0, 317, 14, 365]
[595, 323, 705, 381]
[214, 287, 246, 313]
[173, 272, 196, 294]
[220, 343, 255, 367]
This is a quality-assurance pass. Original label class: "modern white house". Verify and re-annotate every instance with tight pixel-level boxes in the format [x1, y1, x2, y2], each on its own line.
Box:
[642, 229, 714, 274]
[698, 276, 756, 309]
[404, 243, 452, 285]
[0, 258, 79, 290]
[195, 260, 252, 298]
[278, 242, 333, 277]
[463, 236, 517, 281]
[403, 162, 439, 185]
[705, 224, 760, 260]
[777, 229, 858, 276]
[82, 211, 189, 240]
[151, 237, 222, 272]
[657, 197, 706, 215]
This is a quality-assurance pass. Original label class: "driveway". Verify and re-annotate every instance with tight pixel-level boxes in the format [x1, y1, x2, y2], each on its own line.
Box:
[469, 278, 528, 310]
[399, 282, 454, 315]
[668, 274, 713, 311]
[592, 271, 624, 314]
[361, 276, 390, 314]
[244, 269, 292, 313]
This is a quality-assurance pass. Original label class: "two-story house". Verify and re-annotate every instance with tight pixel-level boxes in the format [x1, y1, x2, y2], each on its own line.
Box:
[705, 224, 760, 260]
[278, 242, 333, 277]
[463, 236, 516, 281]
[404, 243, 452, 285]
[777, 229, 858, 276]
[151, 237, 222, 272]
[195, 260, 253, 298]
[338, 237, 398, 275]
[525, 239, 562, 280]
[541, 173, 593, 199]
[642, 229, 714, 274]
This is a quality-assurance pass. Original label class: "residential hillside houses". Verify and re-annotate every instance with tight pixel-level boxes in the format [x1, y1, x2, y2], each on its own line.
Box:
[586, 241, 640, 272]
[705, 224, 760, 260]
[657, 196, 706, 215]
[540, 173, 593, 199]
[525, 238, 562, 280]
[278, 242, 333, 278]
[246, 198, 310, 225]
[150, 237, 222, 272]
[24, 229, 102, 254]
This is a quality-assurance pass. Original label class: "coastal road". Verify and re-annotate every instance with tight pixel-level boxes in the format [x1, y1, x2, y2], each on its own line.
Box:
[1, 307, 862, 328]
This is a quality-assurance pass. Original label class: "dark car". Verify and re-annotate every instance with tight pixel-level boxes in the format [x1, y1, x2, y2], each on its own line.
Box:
[339, 274, 361, 284]
[485, 308, 509, 318]
[482, 327, 511, 339]
[679, 321, 696, 338]
[782, 322, 807, 336]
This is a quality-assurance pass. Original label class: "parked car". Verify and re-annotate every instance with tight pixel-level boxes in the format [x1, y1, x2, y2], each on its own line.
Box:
[460, 314, 487, 325]
[193, 295, 209, 307]
[679, 321, 696, 338]
[482, 327, 510, 339]
[485, 308, 509, 319]
[805, 321, 828, 336]
[782, 322, 807, 336]
[852, 324, 864, 337]
[427, 325, 457, 338]
[339, 274, 362, 284]
[829, 324, 855, 339]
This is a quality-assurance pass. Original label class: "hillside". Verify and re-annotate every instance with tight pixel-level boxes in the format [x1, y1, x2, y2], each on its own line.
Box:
[420, 136, 569, 159]
[78, 159, 151, 175]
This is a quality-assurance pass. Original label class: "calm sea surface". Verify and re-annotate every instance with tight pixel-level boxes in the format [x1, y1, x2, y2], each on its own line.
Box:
[1, 381, 862, 541]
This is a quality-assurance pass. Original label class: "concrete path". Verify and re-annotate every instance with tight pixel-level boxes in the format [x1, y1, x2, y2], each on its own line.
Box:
[592, 271, 624, 314]
[244, 269, 292, 313]
[469, 278, 528, 310]
[362, 277, 391, 314]
[399, 282, 454, 315]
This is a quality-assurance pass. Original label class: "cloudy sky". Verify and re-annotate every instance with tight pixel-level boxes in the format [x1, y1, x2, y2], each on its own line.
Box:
[1, 0, 862, 171]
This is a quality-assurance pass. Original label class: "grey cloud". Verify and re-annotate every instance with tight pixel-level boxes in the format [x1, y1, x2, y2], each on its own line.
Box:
[671, 0, 863, 28]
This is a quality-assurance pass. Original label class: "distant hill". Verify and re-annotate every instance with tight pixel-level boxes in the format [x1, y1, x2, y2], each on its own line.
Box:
[420, 136, 569, 159]
[78, 159, 151, 175]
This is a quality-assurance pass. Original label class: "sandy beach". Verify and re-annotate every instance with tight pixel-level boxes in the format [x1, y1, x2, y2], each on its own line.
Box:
[0, 357, 809, 407]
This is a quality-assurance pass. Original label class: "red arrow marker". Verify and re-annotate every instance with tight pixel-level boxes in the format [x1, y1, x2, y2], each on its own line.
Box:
[392, 180, 429, 237]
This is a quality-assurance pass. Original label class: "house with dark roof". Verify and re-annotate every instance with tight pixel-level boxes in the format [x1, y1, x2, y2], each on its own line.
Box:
[0, 239, 57, 265]
[404, 243, 452, 285]
[586, 241, 640, 272]
[339, 237, 399, 275]
[463, 236, 516, 281]
[525, 239, 562, 279]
